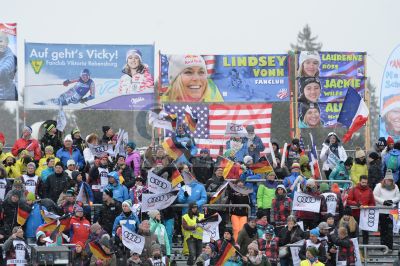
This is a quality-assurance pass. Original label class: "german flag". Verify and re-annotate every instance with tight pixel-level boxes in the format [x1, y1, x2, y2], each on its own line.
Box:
[40, 209, 60, 223]
[171, 169, 184, 187]
[37, 217, 71, 233]
[209, 182, 229, 204]
[89, 241, 112, 260]
[215, 242, 236, 266]
[166, 113, 178, 131]
[162, 137, 183, 160]
[250, 160, 273, 174]
[390, 209, 399, 222]
[184, 107, 197, 132]
[17, 206, 30, 226]
[219, 157, 242, 179]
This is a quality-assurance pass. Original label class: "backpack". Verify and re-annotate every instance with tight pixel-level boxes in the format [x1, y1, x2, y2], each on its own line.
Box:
[387, 153, 399, 171]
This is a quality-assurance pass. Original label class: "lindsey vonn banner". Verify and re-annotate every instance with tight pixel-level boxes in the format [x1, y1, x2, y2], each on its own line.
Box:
[24, 43, 155, 110]
[380, 45, 400, 142]
[0, 23, 17, 101]
[296, 51, 366, 128]
[159, 54, 289, 103]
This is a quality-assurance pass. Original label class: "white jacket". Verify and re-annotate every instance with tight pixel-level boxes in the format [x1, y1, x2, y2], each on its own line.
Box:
[319, 143, 347, 171]
[373, 183, 400, 214]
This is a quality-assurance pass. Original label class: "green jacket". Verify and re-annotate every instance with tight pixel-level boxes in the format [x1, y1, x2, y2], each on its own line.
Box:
[149, 218, 171, 256]
[257, 183, 276, 209]
[328, 162, 350, 189]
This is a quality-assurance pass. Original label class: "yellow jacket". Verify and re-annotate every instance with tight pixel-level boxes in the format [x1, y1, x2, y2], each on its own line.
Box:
[182, 213, 204, 240]
[350, 163, 368, 185]
[2, 153, 21, 178]
[36, 155, 60, 176]
[300, 260, 325, 266]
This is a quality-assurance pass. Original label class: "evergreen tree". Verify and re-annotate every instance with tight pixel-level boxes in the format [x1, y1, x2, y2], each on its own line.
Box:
[291, 24, 322, 51]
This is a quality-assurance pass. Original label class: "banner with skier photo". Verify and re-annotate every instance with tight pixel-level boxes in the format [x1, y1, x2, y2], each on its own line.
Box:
[0, 23, 18, 101]
[24, 43, 155, 110]
[159, 54, 289, 103]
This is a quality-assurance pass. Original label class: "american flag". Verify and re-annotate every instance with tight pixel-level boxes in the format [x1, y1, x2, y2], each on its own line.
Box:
[164, 103, 272, 156]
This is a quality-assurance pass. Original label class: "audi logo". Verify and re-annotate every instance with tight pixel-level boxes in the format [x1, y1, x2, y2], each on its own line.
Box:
[296, 196, 316, 203]
[123, 231, 142, 243]
[150, 177, 168, 189]
[147, 193, 174, 204]
[325, 195, 336, 202]
[367, 209, 376, 227]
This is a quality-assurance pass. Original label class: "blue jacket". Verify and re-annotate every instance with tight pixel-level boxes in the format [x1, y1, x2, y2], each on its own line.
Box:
[173, 134, 198, 165]
[383, 149, 400, 183]
[243, 135, 265, 163]
[41, 167, 54, 183]
[177, 180, 207, 214]
[328, 162, 351, 189]
[56, 147, 85, 169]
[106, 175, 129, 203]
[226, 139, 249, 163]
[240, 169, 261, 207]
[112, 211, 141, 236]
[25, 203, 45, 238]
[283, 172, 305, 199]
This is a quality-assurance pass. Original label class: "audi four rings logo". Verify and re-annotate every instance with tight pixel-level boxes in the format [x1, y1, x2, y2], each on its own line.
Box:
[147, 193, 174, 204]
[326, 195, 336, 202]
[123, 231, 142, 243]
[367, 209, 376, 227]
[296, 196, 316, 203]
[150, 177, 168, 189]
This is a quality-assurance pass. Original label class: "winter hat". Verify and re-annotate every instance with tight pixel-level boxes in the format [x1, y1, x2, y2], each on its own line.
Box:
[99, 234, 112, 249]
[368, 152, 380, 161]
[104, 188, 113, 198]
[331, 183, 341, 194]
[206, 243, 217, 253]
[224, 227, 233, 236]
[151, 242, 162, 253]
[13, 177, 23, 186]
[27, 162, 36, 169]
[23, 126, 32, 134]
[26, 192, 35, 201]
[126, 142, 136, 150]
[299, 51, 321, 68]
[381, 94, 400, 117]
[256, 209, 268, 219]
[248, 216, 257, 222]
[168, 55, 207, 83]
[344, 157, 353, 167]
[102, 126, 111, 134]
[189, 202, 198, 209]
[246, 124, 255, 133]
[72, 128, 80, 135]
[135, 176, 144, 182]
[384, 169, 394, 181]
[75, 241, 85, 248]
[318, 222, 330, 230]
[247, 241, 259, 252]
[71, 171, 81, 180]
[325, 213, 334, 220]
[64, 134, 73, 142]
[148, 210, 160, 219]
[387, 136, 394, 145]
[291, 162, 300, 170]
[309, 227, 320, 237]
[243, 155, 253, 165]
[319, 183, 329, 193]
[276, 184, 287, 193]
[46, 123, 56, 132]
[307, 246, 319, 258]
[299, 102, 321, 121]
[343, 206, 352, 216]
[126, 49, 142, 62]
[377, 137, 387, 147]
[265, 224, 275, 235]
[122, 199, 133, 208]
[44, 146, 54, 153]
[292, 138, 300, 145]
[90, 223, 102, 234]
[355, 147, 366, 159]
[65, 189, 75, 196]
[55, 161, 64, 168]
[306, 178, 316, 187]
[36, 231, 46, 240]
[74, 204, 83, 212]
[67, 159, 76, 166]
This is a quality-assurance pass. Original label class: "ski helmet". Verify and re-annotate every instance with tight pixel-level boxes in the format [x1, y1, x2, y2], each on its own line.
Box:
[80, 69, 90, 77]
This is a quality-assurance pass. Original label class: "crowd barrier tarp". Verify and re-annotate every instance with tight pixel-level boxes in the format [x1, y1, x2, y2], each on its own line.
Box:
[24, 43, 155, 110]
[0, 23, 18, 101]
[159, 54, 289, 103]
[379, 44, 400, 142]
[296, 51, 366, 128]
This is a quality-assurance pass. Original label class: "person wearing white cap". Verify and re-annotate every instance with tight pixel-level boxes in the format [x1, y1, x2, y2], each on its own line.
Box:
[119, 49, 154, 94]
[298, 51, 321, 77]
[162, 54, 223, 102]
[56, 134, 85, 170]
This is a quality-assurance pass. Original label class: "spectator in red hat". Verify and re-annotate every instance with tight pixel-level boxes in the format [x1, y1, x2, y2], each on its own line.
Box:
[382, 135, 395, 158]
[72, 240, 90, 265]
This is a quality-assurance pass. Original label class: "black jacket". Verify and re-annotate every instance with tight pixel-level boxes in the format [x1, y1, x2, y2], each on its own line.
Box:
[44, 172, 69, 203]
[1, 197, 19, 238]
[368, 159, 382, 189]
[40, 132, 63, 153]
[98, 200, 122, 235]
[192, 156, 215, 184]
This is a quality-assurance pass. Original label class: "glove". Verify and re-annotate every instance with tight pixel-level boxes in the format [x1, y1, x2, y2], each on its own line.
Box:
[383, 200, 393, 206]
[63, 79, 70, 86]
[184, 191, 189, 197]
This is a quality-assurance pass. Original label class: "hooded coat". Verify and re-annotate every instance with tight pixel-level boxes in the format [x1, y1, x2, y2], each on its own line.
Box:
[105, 174, 129, 203]
[383, 149, 400, 183]
[328, 162, 351, 189]
[320, 133, 347, 171]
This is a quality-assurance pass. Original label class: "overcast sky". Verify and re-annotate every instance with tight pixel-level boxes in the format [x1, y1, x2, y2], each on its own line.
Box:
[2, 0, 399, 103]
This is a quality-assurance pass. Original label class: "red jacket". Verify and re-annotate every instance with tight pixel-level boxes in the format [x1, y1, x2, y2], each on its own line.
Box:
[347, 183, 375, 218]
[69, 216, 91, 244]
[12, 138, 41, 160]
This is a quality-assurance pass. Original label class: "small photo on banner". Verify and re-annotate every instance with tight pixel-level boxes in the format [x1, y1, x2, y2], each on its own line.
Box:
[0, 23, 17, 101]
[164, 103, 272, 156]
[159, 54, 289, 103]
[24, 43, 155, 110]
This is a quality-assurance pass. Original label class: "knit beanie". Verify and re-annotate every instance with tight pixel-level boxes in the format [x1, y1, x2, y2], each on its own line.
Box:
[387, 136, 394, 145]
[102, 126, 111, 134]
[310, 227, 320, 237]
[90, 223, 102, 234]
[126, 142, 136, 150]
[122, 199, 133, 208]
[377, 137, 387, 147]
[291, 162, 300, 170]
[168, 55, 207, 83]
[344, 157, 353, 166]
[104, 188, 113, 198]
[247, 241, 259, 252]
[23, 126, 32, 134]
[243, 155, 253, 165]
[368, 152, 380, 161]
[126, 49, 142, 62]
[148, 210, 160, 219]
[307, 246, 319, 258]
[27, 162, 36, 169]
[64, 134, 73, 142]
[355, 147, 366, 159]
[384, 169, 394, 181]
[36, 231, 46, 240]
[319, 183, 330, 193]
[299, 51, 321, 68]
[44, 146, 54, 153]
[72, 128, 80, 135]
[151, 242, 162, 253]
[55, 161, 64, 168]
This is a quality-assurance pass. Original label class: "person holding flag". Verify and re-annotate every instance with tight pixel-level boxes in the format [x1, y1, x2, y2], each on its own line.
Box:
[171, 124, 198, 164]
[23, 192, 44, 244]
[112, 200, 141, 237]
[182, 202, 204, 265]
[89, 234, 116, 266]
[67, 204, 90, 245]
[177, 171, 207, 214]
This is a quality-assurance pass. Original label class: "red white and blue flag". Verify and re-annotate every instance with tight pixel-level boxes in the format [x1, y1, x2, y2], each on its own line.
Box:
[337, 88, 369, 143]
[308, 133, 321, 179]
[164, 103, 272, 156]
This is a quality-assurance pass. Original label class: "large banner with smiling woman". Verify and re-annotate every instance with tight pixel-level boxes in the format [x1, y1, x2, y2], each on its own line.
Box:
[159, 54, 289, 103]
[25, 43, 155, 110]
[296, 51, 366, 128]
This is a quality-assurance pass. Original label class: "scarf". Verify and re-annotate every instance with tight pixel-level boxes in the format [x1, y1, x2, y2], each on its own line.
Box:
[248, 254, 263, 264]
[230, 140, 243, 154]
[244, 223, 257, 238]
[329, 143, 339, 158]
